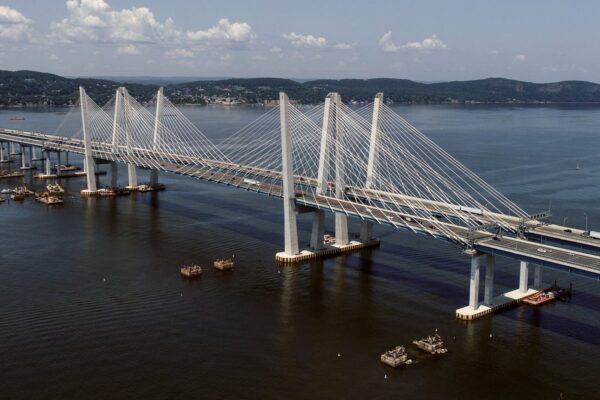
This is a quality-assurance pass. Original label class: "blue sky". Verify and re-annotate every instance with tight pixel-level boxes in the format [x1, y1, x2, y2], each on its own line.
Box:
[1, 0, 599, 82]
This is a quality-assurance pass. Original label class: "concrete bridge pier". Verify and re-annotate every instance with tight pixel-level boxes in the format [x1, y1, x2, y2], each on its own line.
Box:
[44, 151, 52, 176]
[519, 260, 530, 293]
[457, 254, 541, 320]
[20, 145, 35, 170]
[31, 146, 43, 161]
[0, 142, 8, 163]
[360, 220, 373, 242]
[56, 151, 62, 176]
[126, 164, 138, 189]
[9, 142, 20, 155]
[110, 162, 118, 188]
[149, 169, 159, 186]
[310, 210, 325, 250]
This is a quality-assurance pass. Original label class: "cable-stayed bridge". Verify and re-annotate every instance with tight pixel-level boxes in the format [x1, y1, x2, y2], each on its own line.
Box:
[1, 87, 599, 319]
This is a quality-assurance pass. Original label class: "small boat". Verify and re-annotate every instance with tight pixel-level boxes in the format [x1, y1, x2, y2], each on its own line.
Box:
[214, 257, 235, 271]
[413, 331, 448, 355]
[180, 264, 203, 277]
[55, 164, 79, 172]
[380, 346, 412, 367]
[0, 196, 5, 202]
[47, 183, 65, 194]
[9, 117, 25, 121]
[1, 188, 12, 194]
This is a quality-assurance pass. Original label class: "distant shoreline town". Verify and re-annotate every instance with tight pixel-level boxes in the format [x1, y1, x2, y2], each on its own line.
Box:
[2, 70, 600, 107]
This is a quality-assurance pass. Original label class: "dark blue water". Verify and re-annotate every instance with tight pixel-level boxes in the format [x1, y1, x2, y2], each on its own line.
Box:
[1, 105, 599, 399]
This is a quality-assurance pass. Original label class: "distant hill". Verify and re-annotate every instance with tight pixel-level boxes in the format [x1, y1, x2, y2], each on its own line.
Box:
[1, 70, 600, 106]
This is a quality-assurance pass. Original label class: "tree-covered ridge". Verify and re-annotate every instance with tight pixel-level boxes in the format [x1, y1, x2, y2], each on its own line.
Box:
[1, 70, 600, 106]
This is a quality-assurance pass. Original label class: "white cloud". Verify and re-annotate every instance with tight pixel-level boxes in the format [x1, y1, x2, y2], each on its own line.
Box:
[543, 65, 558, 72]
[49, 53, 59, 60]
[0, 6, 34, 42]
[187, 18, 255, 48]
[50, 2, 254, 53]
[514, 54, 526, 62]
[334, 42, 356, 50]
[379, 31, 400, 52]
[379, 32, 447, 53]
[270, 46, 282, 53]
[219, 52, 232, 61]
[488, 50, 499, 55]
[165, 48, 193, 59]
[252, 55, 267, 61]
[116, 44, 140, 55]
[283, 32, 327, 48]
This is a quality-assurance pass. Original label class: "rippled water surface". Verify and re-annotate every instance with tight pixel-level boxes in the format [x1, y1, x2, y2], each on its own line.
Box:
[1, 104, 600, 399]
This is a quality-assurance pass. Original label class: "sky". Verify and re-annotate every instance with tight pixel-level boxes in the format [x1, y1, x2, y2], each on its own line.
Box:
[1, 0, 599, 82]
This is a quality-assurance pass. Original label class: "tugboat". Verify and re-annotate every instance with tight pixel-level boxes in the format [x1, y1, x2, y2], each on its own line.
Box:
[180, 264, 203, 277]
[413, 331, 448, 355]
[214, 257, 235, 271]
[380, 346, 412, 367]
[46, 183, 65, 194]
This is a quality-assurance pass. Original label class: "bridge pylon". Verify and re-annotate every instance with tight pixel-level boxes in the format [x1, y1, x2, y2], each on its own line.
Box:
[278, 92, 300, 256]
[79, 86, 98, 196]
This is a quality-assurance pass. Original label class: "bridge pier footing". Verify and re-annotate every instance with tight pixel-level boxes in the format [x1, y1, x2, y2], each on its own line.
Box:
[456, 253, 540, 320]
[126, 164, 138, 189]
[20, 146, 36, 170]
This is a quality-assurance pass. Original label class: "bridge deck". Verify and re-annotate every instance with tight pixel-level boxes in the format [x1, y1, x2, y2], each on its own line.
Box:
[2, 127, 600, 279]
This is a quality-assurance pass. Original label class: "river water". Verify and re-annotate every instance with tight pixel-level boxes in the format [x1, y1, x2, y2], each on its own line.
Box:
[1, 104, 599, 399]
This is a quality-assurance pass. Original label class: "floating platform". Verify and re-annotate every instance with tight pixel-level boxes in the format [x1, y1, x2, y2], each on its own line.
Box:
[0, 172, 25, 179]
[455, 288, 539, 320]
[19, 166, 37, 170]
[275, 239, 380, 264]
[35, 171, 107, 180]
[127, 184, 166, 192]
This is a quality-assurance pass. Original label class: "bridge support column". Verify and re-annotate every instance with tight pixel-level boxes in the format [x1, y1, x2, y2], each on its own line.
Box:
[333, 93, 349, 245]
[469, 252, 485, 310]
[10, 142, 19, 155]
[126, 164, 138, 189]
[277, 92, 299, 258]
[110, 162, 118, 188]
[519, 261, 530, 293]
[45, 151, 52, 176]
[20, 146, 31, 170]
[310, 210, 325, 250]
[360, 220, 373, 242]
[533, 265, 542, 290]
[0, 142, 6, 163]
[56, 151, 62, 176]
[149, 169, 159, 186]
[79, 86, 97, 195]
[484, 254, 495, 306]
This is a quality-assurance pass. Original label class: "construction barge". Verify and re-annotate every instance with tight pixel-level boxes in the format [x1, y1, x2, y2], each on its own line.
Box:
[380, 346, 412, 367]
[35, 192, 64, 205]
[413, 332, 448, 355]
[523, 282, 572, 306]
[180, 264, 203, 277]
[214, 258, 235, 271]
[0, 171, 25, 179]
